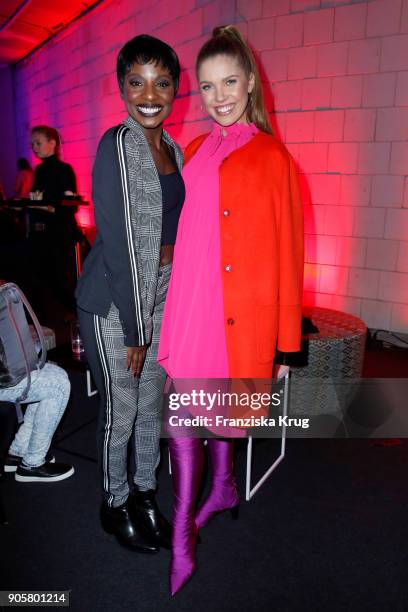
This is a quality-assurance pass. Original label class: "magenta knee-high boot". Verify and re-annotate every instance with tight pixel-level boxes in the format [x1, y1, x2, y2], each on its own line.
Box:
[195, 439, 239, 529]
[169, 437, 204, 596]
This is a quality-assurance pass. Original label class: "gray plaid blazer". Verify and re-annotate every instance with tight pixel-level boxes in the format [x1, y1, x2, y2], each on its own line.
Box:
[76, 116, 183, 347]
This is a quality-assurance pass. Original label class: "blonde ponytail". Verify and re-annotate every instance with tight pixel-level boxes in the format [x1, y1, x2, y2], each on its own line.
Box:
[196, 25, 272, 134]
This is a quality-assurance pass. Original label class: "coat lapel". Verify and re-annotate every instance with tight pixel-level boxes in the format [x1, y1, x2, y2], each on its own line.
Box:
[122, 116, 183, 315]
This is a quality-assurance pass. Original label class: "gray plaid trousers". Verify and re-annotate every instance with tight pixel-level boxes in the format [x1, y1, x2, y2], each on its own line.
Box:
[79, 263, 171, 507]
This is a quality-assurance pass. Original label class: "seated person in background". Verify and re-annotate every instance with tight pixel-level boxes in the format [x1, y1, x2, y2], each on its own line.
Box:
[0, 363, 74, 482]
[13, 158, 33, 199]
[31, 126, 77, 202]
[0, 281, 74, 483]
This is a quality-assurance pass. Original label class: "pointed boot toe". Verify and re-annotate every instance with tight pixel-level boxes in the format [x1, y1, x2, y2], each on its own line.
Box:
[170, 559, 196, 596]
[100, 501, 159, 554]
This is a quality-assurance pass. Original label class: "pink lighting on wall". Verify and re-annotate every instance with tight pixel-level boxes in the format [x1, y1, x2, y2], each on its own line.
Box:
[11, 0, 408, 333]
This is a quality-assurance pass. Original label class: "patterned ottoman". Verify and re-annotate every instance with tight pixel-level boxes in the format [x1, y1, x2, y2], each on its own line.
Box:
[290, 307, 367, 416]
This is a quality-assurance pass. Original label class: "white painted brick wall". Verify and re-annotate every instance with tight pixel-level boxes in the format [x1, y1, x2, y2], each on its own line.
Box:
[12, 0, 408, 333]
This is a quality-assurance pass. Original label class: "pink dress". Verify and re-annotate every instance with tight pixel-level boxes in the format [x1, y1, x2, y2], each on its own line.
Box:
[158, 121, 258, 379]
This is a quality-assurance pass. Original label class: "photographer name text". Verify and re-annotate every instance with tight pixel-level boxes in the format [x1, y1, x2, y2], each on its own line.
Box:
[168, 415, 310, 429]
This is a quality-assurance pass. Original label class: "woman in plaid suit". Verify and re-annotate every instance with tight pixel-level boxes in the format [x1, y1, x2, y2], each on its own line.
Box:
[76, 35, 184, 554]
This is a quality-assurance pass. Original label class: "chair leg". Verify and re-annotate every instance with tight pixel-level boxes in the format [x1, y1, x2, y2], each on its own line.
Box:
[245, 370, 290, 501]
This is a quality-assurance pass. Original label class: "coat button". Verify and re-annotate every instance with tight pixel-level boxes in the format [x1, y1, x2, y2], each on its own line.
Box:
[224, 264, 231, 272]
[227, 318, 234, 326]
[223, 209, 230, 216]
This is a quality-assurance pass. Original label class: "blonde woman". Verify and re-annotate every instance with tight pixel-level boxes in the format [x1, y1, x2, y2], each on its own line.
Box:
[158, 26, 304, 594]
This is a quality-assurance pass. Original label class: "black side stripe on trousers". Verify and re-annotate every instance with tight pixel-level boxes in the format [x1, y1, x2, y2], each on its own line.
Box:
[93, 314, 114, 507]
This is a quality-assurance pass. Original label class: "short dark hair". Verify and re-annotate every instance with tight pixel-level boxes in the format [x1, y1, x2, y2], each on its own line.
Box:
[117, 34, 180, 93]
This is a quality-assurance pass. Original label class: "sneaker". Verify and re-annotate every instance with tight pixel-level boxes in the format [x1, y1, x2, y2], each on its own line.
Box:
[15, 461, 74, 483]
[4, 452, 55, 473]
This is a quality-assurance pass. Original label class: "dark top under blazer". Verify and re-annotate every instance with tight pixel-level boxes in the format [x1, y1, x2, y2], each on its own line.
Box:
[160, 171, 185, 246]
[76, 120, 183, 347]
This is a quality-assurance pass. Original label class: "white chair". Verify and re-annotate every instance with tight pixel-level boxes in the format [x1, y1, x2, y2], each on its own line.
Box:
[167, 366, 291, 499]
[245, 365, 290, 500]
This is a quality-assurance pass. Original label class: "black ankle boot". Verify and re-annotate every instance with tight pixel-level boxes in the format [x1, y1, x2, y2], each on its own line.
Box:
[129, 489, 172, 549]
[100, 500, 159, 554]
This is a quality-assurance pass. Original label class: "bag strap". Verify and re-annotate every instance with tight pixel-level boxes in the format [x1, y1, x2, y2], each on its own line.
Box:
[1, 283, 47, 417]
[12, 284, 47, 369]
